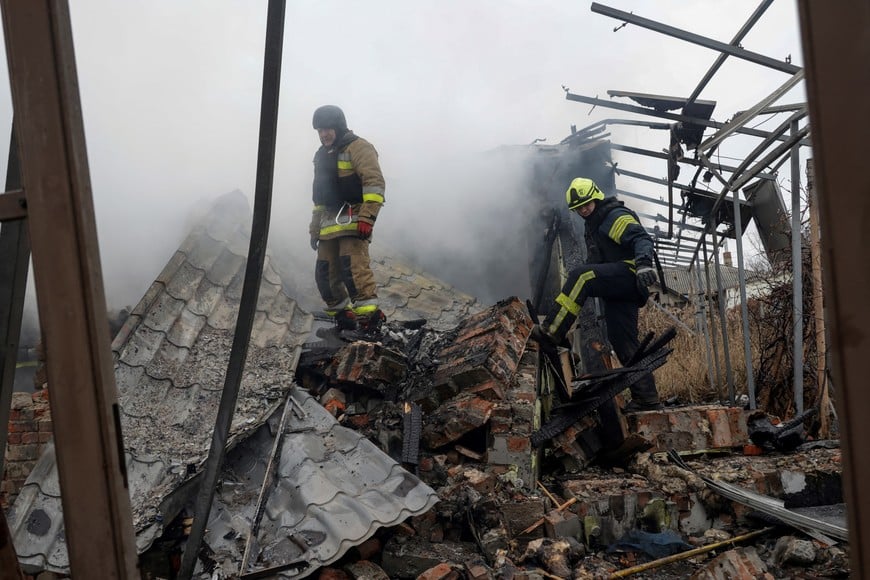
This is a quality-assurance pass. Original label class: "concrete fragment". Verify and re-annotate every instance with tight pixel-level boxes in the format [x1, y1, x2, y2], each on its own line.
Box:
[773, 535, 818, 566]
[543, 508, 581, 540]
[501, 497, 547, 538]
[690, 547, 773, 580]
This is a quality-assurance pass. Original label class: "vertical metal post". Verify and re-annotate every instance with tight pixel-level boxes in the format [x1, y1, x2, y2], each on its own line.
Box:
[0, 124, 28, 478]
[732, 186, 756, 409]
[689, 264, 715, 392]
[710, 230, 735, 404]
[177, 1, 286, 578]
[0, 1, 138, 577]
[701, 242, 724, 400]
[791, 120, 804, 414]
[798, 2, 870, 571]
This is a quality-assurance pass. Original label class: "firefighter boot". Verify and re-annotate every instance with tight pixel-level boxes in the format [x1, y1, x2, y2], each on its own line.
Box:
[529, 324, 558, 348]
[358, 309, 386, 336]
[333, 309, 358, 331]
[622, 374, 663, 412]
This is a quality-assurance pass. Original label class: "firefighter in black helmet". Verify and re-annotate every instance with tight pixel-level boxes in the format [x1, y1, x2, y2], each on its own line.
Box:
[309, 105, 386, 333]
[531, 177, 663, 412]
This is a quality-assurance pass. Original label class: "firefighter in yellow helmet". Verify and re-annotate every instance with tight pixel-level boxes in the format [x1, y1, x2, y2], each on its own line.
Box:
[309, 105, 386, 333]
[531, 177, 662, 412]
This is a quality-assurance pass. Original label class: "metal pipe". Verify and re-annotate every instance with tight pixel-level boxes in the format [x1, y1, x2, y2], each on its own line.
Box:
[732, 178, 757, 409]
[591, 2, 801, 74]
[178, 1, 286, 577]
[710, 230, 735, 403]
[686, 0, 775, 105]
[791, 120, 804, 415]
[611, 143, 777, 180]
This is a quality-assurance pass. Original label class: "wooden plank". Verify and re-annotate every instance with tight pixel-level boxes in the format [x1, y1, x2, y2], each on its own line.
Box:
[0, 1, 138, 577]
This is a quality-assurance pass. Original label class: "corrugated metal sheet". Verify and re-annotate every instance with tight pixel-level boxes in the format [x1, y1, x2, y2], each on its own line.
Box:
[9, 192, 442, 577]
[205, 385, 438, 578]
[659, 265, 760, 297]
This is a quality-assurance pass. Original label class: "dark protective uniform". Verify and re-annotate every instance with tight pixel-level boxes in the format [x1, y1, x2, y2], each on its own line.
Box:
[310, 130, 385, 317]
[542, 196, 659, 404]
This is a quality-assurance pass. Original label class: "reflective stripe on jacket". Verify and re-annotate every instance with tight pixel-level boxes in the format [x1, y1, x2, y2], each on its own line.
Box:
[584, 197, 654, 266]
[310, 135, 385, 240]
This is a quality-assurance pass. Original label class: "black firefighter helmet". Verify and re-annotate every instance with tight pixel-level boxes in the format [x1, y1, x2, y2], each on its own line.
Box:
[312, 105, 348, 133]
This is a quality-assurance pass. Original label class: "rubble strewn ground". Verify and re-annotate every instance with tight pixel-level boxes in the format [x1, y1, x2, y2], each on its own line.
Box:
[5, 298, 849, 579]
[290, 298, 849, 579]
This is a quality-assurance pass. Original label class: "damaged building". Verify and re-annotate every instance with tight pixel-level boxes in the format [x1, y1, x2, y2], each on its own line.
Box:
[4, 190, 848, 579]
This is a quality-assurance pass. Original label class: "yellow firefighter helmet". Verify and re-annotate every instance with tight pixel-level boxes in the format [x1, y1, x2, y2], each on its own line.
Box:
[565, 177, 605, 210]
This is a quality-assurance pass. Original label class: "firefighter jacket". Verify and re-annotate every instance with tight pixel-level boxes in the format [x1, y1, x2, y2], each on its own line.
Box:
[583, 197, 654, 268]
[310, 131, 385, 241]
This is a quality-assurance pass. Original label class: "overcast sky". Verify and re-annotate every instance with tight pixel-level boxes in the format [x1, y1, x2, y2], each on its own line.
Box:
[0, 0, 806, 312]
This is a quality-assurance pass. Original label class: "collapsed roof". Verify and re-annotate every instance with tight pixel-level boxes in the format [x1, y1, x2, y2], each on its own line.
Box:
[8, 192, 444, 576]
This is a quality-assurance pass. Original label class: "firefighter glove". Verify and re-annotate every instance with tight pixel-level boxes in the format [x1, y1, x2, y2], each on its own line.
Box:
[636, 264, 657, 289]
[357, 221, 373, 239]
[310, 236, 319, 251]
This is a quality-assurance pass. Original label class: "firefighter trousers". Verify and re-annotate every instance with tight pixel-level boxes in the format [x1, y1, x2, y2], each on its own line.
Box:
[315, 236, 378, 315]
[542, 261, 659, 403]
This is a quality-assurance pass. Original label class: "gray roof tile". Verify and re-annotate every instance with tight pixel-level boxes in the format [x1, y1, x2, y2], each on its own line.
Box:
[11, 192, 439, 578]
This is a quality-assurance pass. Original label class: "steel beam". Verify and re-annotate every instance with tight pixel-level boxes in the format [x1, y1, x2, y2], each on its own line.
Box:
[591, 2, 801, 74]
[616, 168, 752, 206]
[177, 1, 286, 578]
[686, 0, 774, 105]
[698, 72, 805, 153]
[566, 91, 811, 148]
[0, 1, 138, 577]
[611, 143, 777, 179]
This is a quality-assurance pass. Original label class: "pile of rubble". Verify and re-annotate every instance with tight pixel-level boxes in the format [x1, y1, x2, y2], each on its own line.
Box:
[291, 297, 849, 579]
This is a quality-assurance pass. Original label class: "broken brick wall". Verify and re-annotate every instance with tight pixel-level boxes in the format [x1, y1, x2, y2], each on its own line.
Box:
[2, 389, 51, 509]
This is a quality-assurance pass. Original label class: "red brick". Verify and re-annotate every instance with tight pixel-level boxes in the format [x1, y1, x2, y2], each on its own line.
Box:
[21, 432, 40, 445]
[354, 538, 382, 561]
[6, 444, 39, 461]
[347, 413, 369, 429]
[507, 437, 530, 453]
[418, 456, 434, 472]
[690, 547, 773, 580]
[6, 433, 21, 445]
[9, 420, 36, 433]
[467, 380, 505, 400]
[38, 433, 52, 444]
[317, 568, 350, 580]
[38, 420, 53, 433]
[418, 563, 461, 580]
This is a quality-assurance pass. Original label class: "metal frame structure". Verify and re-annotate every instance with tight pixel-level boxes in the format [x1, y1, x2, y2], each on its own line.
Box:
[563, 1, 813, 413]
